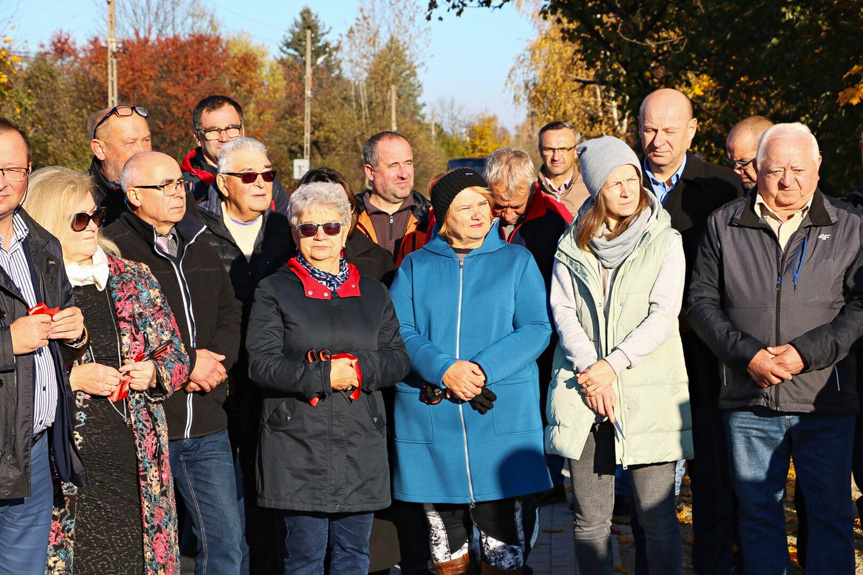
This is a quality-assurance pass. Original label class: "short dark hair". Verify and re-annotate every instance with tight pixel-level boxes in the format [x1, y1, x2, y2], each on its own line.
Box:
[192, 95, 244, 130]
[0, 117, 31, 164]
[362, 131, 409, 168]
[538, 121, 582, 144]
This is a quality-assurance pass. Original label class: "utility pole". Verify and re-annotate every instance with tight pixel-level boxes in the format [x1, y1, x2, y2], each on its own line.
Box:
[107, 0, 118, 107]
[390, 85, 397, 131]
[430, 107, 436, 144]
[303, 28, 312, 162]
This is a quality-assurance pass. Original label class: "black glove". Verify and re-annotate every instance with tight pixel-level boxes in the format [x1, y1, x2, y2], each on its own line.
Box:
[469, 386, 497, 415]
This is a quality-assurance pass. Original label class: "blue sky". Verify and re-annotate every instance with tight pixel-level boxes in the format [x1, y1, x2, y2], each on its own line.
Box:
[0, 0, 535, 131]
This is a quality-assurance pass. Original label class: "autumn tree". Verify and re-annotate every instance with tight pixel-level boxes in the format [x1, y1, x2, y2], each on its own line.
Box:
[464, 114, 510, 156]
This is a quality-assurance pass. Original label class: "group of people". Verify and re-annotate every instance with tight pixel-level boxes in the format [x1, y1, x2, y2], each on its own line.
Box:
[0, 85, 859, 575]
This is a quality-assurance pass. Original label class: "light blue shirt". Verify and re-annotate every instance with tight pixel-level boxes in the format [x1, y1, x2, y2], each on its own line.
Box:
[644, 156, 687, 206]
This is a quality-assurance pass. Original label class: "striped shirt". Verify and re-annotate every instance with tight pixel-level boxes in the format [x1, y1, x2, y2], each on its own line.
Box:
[0, 213, 58, 434]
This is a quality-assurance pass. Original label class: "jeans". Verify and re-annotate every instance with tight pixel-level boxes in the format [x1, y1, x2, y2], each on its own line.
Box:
[568, 422, 682, 575]
[0, 433, 53, 575]
[282, 510, 374, 574]
[724, 407, 855, 575]
[169, 429, 243, 575]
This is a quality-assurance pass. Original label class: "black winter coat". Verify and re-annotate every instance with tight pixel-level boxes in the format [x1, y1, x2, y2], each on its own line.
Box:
[246, 260, 410, 513]
[0, 210, 88, 498]
[105, 211, 242, 439]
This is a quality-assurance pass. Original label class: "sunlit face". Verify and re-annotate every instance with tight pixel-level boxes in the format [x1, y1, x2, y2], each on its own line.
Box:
[490, 180, 532, 225]
[93, 114, 152, 182]
[62, 194, 99, 265]
[126, 156, 187, 228]
[365, 137, 414, 205]
[756, 135, 821, 213]
[443, 189, 492, 246]
[292, 205, 348, 270]
[0, 131, 30, 224]
[639, 99, 697, 174]
[216, 149, 273, 221]
[599, 164, 642, 226]
[539, 129, 577, 178]
[195, 105, 244, 167]
[726, 132, 760, 191]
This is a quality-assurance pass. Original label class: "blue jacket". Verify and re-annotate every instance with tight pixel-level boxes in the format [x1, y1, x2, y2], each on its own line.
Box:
[389, 222, 553, 503]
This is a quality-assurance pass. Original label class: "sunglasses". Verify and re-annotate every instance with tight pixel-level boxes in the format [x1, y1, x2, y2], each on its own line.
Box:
[223, 170, 276, 184]
[92, 105, 150, 138]
[71, 208, 106, 232]
[295, 222, 343, 238]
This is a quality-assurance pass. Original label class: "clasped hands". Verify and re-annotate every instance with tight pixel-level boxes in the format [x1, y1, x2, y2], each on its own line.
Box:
[70, 360, 157, 396]
[330, 357, 360, 391]
[747, 344, 806, 388]
[578, 359, 618, 423]
[11, 306, 84, 355]
[442, 361, 496, 413]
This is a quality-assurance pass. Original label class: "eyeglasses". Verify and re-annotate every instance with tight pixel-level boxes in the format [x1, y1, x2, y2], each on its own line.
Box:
[726, 157, 755, 170]
[223, 170, 276, 184]
[92, 105, 150, 138]
[539, 145, 576, 156]
[0, 167, 30, 183]
[70, 207, 106, 232]
[197, 125, 243, 141]
[295, 222, 344, 238]
[132, 178, 192, 198]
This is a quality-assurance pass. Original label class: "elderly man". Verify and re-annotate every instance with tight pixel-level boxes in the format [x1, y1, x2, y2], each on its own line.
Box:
[638, 87, 744, 575]
[182, 95, 288, 214]
[0, 119, 88, 574]
[536, 121, 590, 220]
[104, 151, 243, 575]
[198, 137, 290, 573]
[688, 123, 863, 575]
[357, 131, 430, 260]
[726, 116, 774, 192]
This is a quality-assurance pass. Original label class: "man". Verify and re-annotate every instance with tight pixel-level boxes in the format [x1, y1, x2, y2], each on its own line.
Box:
[688, 123, 863, 574]
[638, 87, 743, 575]
[536, 121, 590, 219]
[0, 119, 88, 574]
[105, 151, 244, 575]
[88, 104, 153, 225]
[198, 137, 291, 573]
[181, 95, 288, 213]
[357, 131, 430, 260]
[726, 115, 774, 191]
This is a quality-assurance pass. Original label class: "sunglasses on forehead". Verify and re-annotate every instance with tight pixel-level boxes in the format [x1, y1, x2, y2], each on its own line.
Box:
[71, 207, 106, 232]
[92, 105, 150, 138]
[223, 170, 276, 184]
[295, 222, 344, 238]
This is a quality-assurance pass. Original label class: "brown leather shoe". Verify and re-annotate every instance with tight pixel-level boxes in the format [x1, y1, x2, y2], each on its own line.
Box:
[433, 553, 471, 575]
[479, 563, 525, 574]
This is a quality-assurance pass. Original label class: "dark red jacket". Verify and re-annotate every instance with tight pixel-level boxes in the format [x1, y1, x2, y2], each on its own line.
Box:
[500, 192, 570, 289]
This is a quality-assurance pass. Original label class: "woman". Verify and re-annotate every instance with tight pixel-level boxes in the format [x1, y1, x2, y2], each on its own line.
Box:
[246, 182, 410, 574]
[389, 168, 553, 574]
[22, 167, 189, 575]
[545, 136, 692, 574]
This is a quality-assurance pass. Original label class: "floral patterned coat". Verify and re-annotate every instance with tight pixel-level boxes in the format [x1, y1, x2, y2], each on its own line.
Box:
[46, 256, 190, 575]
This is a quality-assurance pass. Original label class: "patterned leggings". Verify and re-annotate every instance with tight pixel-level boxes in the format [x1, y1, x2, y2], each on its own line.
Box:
[423, 498, 524, 568]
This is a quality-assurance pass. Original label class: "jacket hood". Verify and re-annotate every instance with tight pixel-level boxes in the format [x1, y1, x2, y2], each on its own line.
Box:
[181, 148, 216, 186]
[422, 219, 508, 259]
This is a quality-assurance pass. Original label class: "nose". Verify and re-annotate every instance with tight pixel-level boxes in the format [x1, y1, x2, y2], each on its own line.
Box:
[780, 168, 794, 188]
[218, 130, 231, 143]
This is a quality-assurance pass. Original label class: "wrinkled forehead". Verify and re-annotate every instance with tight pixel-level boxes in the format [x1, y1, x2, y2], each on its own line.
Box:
[376, 137, 412, 163]
[103, 113, 150, 141]
[224, 149, 270, 172]
[760, 135, 818, 167]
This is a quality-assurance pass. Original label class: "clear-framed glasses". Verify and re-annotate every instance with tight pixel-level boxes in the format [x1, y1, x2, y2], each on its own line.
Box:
[197, 125, 242, 141]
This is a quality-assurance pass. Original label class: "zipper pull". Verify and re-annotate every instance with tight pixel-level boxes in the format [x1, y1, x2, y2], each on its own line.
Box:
[776, 274, 781, 292]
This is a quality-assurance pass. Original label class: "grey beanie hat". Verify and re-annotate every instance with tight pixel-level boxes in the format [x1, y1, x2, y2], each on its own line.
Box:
[577, 136, 643, 198]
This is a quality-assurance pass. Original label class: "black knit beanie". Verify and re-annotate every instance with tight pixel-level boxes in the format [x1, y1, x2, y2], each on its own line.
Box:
[431, 168, 488, 221]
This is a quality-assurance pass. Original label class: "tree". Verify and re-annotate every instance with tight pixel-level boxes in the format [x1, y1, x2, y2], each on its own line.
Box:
[116, 0, 218, 39]
[464, 114, 510, 156]
[278, 7, 335, 69]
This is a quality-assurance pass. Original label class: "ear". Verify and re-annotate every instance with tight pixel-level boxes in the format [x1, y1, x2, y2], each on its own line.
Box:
[193, 130, 203, 149]
[125, 187, 142, 209]
[216, 174, 230, 198]
[363, 163, 375, 183]
[90, 139, 107, 161]
[687, 118, 698, 140]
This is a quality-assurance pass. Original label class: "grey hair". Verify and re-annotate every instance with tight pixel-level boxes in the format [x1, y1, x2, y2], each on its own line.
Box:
[483, 148, 537, 200]
[757, 122, 820, 166]
[288, 182, 352, 228]
[217, 137, 268, 174]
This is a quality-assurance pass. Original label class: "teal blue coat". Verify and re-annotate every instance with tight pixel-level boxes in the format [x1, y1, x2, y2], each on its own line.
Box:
[389, 223, 553, 503]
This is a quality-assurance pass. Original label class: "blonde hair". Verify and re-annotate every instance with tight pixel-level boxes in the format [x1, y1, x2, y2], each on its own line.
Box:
[438, 186, 494, 243]
[23, 167, 120, 258]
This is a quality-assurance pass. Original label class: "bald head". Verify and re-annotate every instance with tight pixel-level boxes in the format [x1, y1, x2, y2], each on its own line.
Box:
[90, 107, 152, 184]
[726, 116, 774, 190]
[638, 88, 697, 178]
[122, 152, 186, 233]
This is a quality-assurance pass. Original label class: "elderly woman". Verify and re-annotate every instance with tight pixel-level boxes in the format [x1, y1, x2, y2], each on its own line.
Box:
[246, 182, 410, 574]
[21, 167, 189, 574]
[546, 136, 692, 575]
[389, 168, 553, 574]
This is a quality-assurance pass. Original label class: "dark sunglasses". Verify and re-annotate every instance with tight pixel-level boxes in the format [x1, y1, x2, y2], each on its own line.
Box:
[92, 105, 150, 138]
[295, 222, 343, 238]
[223, 170, 276, 184]
[71, 208, 106, 232]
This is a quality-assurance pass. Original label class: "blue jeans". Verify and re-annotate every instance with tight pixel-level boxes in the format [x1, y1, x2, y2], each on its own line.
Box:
[0, 433, 53, 575]
[169, 429, 243, 575]
[282, 511, 374, 574]
[724, 407, 855, 575]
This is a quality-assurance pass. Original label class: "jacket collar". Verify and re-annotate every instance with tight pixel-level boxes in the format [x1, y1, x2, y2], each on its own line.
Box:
[181, 148, 216, 186]
[423, 219, 508, 259]
[356, 189, 431, 229]
[89, 157, 122, 194]
[118, 209, 206, 249]
[732, 188, 835, 229]
[287, 257, 361, 299]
